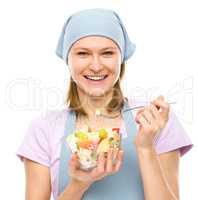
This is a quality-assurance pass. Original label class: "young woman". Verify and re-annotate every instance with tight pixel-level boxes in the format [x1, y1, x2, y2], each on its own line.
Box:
[16, 8, 193, 200]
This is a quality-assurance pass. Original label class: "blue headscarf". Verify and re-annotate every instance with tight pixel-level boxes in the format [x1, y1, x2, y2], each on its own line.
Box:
[55, 8, 136, 64]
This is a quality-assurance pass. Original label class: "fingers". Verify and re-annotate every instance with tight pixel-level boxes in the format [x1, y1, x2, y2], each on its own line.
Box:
[151, 96, 170, 122]
[135, 106, 156, 125]
[135, 106, 162, 135]
[69, 153, 80, 172]
[97, 152, 106, 174]
[106, 148, 120, 172]
[152, 95, 170, 113]
[106, 148, 114, 173]
[135, 108, 144, 124]
[150, 103, 166, 128]
[149, 103, 161, 119]
[141, 107, 154, 124]
[135, 95, 170, 127]
[114, 150, 124, 172]
[138, 115, 148, 126]
[94, 148, 124, 179]
[136, 107, 154, 127]
[68, 148, 124, 184]
[106, 148, 124, 174]
[69, 153, 89, 181]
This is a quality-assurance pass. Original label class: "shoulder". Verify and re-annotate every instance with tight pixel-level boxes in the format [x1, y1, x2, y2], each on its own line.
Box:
[32, 107, 70, 127]
[26, 107, 70, 141]
[16, 107, 71, 167]
[41, 107, 69, 125]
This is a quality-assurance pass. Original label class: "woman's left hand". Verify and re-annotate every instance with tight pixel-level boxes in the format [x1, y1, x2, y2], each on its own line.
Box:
[134, 96, 170, 150]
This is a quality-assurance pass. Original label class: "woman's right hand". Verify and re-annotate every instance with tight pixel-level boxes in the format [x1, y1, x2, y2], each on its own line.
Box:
[68, 148, 124, 187]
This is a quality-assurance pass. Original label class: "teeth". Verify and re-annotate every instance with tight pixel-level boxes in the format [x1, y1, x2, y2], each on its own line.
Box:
[85, 75, 106, 81]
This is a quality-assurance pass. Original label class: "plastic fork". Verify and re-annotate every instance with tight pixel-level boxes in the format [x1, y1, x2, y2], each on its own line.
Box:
[95, 101, 177, 119]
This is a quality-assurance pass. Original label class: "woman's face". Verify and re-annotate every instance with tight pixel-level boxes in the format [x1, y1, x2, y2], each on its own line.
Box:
[68, 36, 122, 97]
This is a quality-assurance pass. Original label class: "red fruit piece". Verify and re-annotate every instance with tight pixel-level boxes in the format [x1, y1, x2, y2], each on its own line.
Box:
[112, 128, 120, 133]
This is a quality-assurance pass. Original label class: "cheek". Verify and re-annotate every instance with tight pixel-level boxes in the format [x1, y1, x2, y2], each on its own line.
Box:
[70, 66, 84, 80]
[106, 56, 121, 74]
[115, 64, 121, 75]
[68, 59, 86, 77]
[68, 53, 86, 74]
[109, 63, 121, 78]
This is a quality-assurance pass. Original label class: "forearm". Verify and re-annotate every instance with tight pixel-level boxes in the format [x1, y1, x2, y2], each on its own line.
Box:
[136, 146, 178, 200]
[57, 179, 90, 200]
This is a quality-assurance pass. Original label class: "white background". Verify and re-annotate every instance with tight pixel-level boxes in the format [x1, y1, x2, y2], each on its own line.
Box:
[0, 0, 197, 199]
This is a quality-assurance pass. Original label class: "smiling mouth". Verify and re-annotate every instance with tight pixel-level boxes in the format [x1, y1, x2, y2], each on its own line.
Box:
[84, 75, 108, 81]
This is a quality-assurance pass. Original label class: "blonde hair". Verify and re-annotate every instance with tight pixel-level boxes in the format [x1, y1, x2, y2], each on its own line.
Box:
[65, 63, 127, 117]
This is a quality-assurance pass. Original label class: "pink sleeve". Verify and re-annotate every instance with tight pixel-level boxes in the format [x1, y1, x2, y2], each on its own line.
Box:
[154, 109, 194, 157]
[16, 116, 51, 167]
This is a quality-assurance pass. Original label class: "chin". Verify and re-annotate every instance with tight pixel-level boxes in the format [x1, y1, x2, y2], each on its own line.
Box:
[85, 87, 112, 98]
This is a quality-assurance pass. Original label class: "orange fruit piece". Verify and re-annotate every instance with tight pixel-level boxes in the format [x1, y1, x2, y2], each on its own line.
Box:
[77, 139, 93, 149]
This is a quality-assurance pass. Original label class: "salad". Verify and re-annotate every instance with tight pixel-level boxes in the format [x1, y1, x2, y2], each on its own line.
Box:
[66, 125, 121, 170]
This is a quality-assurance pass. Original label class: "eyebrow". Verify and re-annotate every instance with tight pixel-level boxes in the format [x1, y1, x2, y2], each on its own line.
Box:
[73, 47, 117, 51]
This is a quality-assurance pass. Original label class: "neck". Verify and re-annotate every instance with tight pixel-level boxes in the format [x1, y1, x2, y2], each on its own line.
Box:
[77, 88, 115, 120]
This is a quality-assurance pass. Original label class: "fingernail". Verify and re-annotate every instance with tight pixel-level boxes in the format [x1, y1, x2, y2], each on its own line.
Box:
[72, 154, 76, 158]
[103, 152, 106, 158]
[119, 150, 124, 154]
[116, 148, 119, 154]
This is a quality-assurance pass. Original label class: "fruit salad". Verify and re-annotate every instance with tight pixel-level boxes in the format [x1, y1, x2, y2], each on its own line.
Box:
[66, 125, 121, 170]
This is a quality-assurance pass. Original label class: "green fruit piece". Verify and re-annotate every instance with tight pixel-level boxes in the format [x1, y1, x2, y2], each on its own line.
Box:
[75, 131, 88, 140]
[91, 151, 97, 160]
[98, 128, 108, 139]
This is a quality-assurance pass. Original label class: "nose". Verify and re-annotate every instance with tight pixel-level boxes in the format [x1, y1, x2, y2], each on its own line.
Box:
[88, 54, 103, 73]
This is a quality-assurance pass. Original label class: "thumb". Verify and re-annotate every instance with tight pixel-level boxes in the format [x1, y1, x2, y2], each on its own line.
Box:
[135, 109, 144, 124]
[135, 115, 140, 124]
[69, 153, 80, 170]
